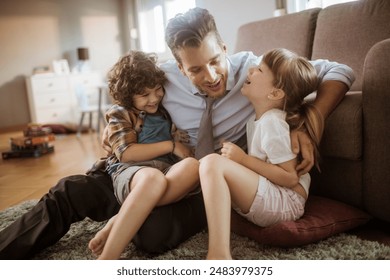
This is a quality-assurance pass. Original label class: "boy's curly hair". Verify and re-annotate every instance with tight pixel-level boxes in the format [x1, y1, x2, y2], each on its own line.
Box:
[107, 51, 167, 110]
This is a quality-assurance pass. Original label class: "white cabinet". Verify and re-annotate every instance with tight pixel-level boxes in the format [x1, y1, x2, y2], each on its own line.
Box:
[26, 73, 103, 125]
[26, 75, 74, 124]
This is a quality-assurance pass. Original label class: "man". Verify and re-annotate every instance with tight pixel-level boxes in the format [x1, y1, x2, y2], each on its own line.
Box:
[0, 7, 354, 259]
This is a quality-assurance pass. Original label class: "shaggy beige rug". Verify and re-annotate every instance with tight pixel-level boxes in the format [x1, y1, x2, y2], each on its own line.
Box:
[1, 200, 389, 260]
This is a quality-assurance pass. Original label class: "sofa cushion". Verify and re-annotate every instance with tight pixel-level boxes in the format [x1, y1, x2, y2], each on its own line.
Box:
[231, 195, 371, 247]
[305, 91, 362, 160]
[311, 0, 390, 91]
[235, 8, 320, 58]
[321, 91, 362, 160]
[310, 158, 363, 208]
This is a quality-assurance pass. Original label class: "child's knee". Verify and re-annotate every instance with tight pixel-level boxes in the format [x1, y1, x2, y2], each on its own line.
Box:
[138, 168, 166, 189]
[183, 157, 200, 169]
[199, 154, 221, 175]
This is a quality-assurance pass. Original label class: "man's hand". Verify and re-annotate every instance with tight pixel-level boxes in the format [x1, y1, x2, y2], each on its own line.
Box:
[221, 142, 246, 164]
[291, 130, 314, 176]
[171, 124, 190, 143]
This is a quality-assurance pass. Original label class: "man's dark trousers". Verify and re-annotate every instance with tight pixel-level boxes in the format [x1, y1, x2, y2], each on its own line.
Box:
[0, 169, 206, 259]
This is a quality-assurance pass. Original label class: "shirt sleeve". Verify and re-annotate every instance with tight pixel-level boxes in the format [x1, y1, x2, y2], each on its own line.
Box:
[105, 105, 137, 161]
[310, 59, 355, 88]
[260, 111, 297, 164]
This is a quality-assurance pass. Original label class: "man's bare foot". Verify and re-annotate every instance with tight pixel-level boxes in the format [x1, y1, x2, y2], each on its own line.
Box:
[88, 229, 110, 255]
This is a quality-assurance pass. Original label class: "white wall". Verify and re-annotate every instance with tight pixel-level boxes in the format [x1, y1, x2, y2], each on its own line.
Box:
[196, 0, 276, 54]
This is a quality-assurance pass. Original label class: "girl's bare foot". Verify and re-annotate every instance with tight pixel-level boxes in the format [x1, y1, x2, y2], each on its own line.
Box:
[206, 253, 233, 260]
[89, 215, 116, 256]
[88, 228, 110, 255]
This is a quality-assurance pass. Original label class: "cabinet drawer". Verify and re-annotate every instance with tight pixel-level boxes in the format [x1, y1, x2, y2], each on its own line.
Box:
[31, 76, 69, 92]
[34, 93, 71, 108]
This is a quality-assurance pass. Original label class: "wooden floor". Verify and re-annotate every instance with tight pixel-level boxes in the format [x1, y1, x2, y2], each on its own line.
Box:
[0, 130, 105, 211]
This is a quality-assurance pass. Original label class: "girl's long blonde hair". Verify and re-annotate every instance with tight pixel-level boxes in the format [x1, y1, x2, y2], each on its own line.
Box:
[262, 48, 324, 170]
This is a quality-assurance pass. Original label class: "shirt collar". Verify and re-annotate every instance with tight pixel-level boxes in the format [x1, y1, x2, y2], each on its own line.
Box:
[226, 57, 234, 92]
[190, 82, 200, 96]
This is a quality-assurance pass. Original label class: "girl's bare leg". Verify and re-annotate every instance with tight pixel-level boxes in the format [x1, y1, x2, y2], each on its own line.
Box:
[199, 154, 259, 260]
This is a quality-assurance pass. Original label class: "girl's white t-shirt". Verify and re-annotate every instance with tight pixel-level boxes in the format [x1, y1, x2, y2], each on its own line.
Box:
[246, 108, 310, 196]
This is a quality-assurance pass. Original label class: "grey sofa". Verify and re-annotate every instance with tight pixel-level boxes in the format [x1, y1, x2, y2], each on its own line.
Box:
[235, 0, 390, 223]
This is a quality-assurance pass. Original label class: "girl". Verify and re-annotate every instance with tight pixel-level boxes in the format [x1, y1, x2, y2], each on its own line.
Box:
[88, 51, 199, 259]
[199, 48, 323, 259]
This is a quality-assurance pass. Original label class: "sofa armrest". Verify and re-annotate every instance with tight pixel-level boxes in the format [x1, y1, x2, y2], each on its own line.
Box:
[362, 39, 390, 222]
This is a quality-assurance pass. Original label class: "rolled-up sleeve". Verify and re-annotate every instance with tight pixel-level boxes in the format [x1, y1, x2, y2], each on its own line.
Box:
[311, 59, 356, 89]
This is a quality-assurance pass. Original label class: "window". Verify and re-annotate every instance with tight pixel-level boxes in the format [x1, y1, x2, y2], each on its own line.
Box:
[135, 0, 196, 61]
[307, 0, 358, 8]
[287, 0, 358, 13]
